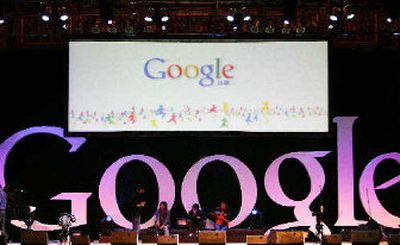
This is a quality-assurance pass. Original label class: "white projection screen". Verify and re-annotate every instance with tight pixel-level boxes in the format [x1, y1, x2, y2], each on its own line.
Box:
[68, 40, 328, 133]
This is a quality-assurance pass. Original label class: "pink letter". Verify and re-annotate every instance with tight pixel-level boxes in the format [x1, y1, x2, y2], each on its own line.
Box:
[98, 154, 175, 229]
[264, 151, 331, 234]
[334, 117, 366, 226]
[359, 152, 400, 228]
[181, 154, 257, 228]
[0, 126, 86, 187]
[51, 193, 92, 227]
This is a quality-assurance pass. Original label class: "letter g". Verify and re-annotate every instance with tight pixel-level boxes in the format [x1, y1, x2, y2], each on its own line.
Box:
[144, 58, 166, 79]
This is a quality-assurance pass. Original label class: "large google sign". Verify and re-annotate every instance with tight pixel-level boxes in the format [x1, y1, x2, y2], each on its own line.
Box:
[0, 117, 399, 234]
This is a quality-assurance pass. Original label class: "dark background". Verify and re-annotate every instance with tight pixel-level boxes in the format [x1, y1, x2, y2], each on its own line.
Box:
[0, 44, 399, 240]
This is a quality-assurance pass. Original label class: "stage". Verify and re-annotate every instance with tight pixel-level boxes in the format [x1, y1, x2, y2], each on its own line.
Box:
[5, 242, 392, 245]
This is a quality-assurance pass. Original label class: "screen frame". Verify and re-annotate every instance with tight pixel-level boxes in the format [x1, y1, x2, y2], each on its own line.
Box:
[65, 37, 332, 138]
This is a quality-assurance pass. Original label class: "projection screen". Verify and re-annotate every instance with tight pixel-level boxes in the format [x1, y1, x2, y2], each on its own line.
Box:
[68, 40, 328, 132]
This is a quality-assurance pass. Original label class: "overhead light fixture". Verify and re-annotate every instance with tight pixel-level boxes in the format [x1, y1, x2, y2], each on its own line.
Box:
[161, 16, 169, 22]
[60, 14, 69, 21]
[0, 18, 4, 25]
[243, 15, 251, 21]
[107, 19, 113, 25]
[226, 15, 234, 22]
[283, 19, 290, 25]
[59, 6, 69, 21]
[328, 24, 334, 30]
[347, 13, 355, 20]
[329, 14, 338, 21]
[41, 14, 50, 22]
[386, 17, 393, 23]
[144, 16, 153, 22]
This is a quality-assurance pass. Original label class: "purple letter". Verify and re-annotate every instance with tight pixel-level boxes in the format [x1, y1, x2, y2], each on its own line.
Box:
[98, 154, 175, 229]
[0, 126, 86, 187]
[0, 126, 86, 230]
[51, 193, 92, 227]
[359, 152, 400, 228]
[334, 117, 366, 226]
[181, 154, 257, 228]
[264, 151, 331, 234]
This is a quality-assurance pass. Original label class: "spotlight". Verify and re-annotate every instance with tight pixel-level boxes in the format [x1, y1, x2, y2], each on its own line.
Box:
[328, 24, 334, 30]
[283, 19, 290, 25]
[60, 14, 69, 21]
[0, 18, 4, 25]
[105, 215, 113, 222]
[62, 24, 68, 30]
[107, 19, 113, 25]
[251, 209, 258, 215]
[41, 14, 50, 22]
[101, 215, 114, 236]
[386, 17, 393, 23]
[161, 25, 166, 31]
[329, 15, 338, 21]
[233, 26, 238, 31]
[347, 13, 355, 20]
[29, 206, 36, 213]
[161, 16, 169, 22]
[144, 16, 153, 22]
[226, 15, 234, 22]
[243, 15, 251, 21]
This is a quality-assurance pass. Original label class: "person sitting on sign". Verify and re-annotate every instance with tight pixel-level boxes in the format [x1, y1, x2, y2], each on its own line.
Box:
[155, 201, 170, 236]
[213, 202, 230, 231]
[187, 203, 204, 236]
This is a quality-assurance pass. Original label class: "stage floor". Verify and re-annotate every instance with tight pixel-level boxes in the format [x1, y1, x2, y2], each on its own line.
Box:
[6, 242, 391, 245]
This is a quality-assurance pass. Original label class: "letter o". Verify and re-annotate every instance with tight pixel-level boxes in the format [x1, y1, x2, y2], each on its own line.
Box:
[184, 65, 199, 78]
[167, 64, 182, 79]
[99, 154, 175, 229]
[181, 154, 257, 228]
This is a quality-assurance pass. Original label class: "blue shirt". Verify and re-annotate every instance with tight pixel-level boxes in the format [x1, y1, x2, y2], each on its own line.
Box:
[0, 189, 6, 210]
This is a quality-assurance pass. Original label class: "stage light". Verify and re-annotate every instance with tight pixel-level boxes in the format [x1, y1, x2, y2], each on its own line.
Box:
[243, 15, 251, 21]
[227, 15, 234, 22]
[386, 17, 393, 23]
[60, 14, 69, 21]
[29, 206, 36, 213]
[330, 15, 338, 21]
[100, 215, 114, 236]
[59, 6, 69, 21]
[0, 18, 4, 25]
[233, 26, 238, 31]
[41, 14, 50, 22]
[62, 24, 68, 30]
[161, 16, 169, 22]
[161, 25, 167, 31]
[347, 13, 355, 20]
[251, 209, 258, 215]
[107, 19, 113, 25]
[393, 32, 400, 36]
[283, 19, 290, 25]
[144, 16, 153, 22]
[328, 24, 334, 30]
[105, 215, 113, 222]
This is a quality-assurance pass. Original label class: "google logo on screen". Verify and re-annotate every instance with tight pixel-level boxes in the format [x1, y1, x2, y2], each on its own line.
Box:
[144, 58, 235, 87]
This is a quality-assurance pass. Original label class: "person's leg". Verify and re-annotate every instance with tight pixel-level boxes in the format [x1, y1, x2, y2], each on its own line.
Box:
[132, 216, 141, 233]
[214, 224, 221, 231]
[187, 219, 193, 235]
[220, 225, 227, 231]
[0, 211, 5, 235]
[163, 226, 170, 236]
